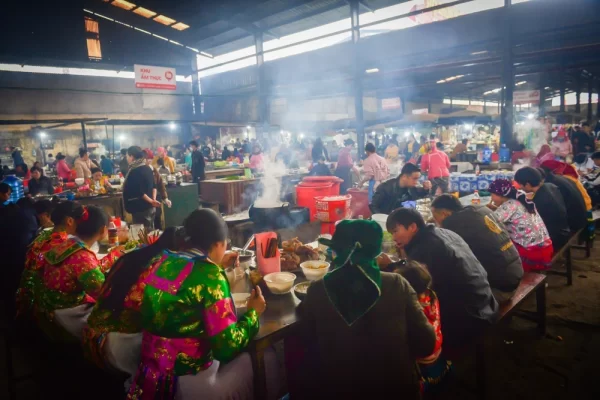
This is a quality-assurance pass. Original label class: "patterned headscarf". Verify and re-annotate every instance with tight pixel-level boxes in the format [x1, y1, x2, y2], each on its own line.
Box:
[540, 159, 578, 180]
[489, 178, 536, 214]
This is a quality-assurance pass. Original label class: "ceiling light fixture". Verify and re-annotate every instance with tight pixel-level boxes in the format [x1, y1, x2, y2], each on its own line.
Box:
[153, 15, 177, 26]
[171, 22, 190, 31]
[133, 7, 157, 18]
[111, 0, 136, 11]
[437, 74, 464, 84]
[365, 68, 379, 74]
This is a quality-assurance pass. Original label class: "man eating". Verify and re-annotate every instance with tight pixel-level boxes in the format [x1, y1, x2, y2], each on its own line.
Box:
[370, 163, 432, 214]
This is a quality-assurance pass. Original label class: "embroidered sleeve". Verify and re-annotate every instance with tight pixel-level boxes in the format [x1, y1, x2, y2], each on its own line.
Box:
[200, 265, 259, 362]
[98, 247, 125, 274]
[70, 252, 106, 299]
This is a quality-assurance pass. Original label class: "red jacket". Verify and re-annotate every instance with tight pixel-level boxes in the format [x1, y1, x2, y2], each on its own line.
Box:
[420, 147, 450, 179]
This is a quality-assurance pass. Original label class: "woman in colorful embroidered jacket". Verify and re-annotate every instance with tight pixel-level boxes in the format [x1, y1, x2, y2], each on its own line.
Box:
[82, 227, 184, 380]
[38, 206, 123, 341]
[488, 179, 553, 272]
[127, 209, 274, 400]
[16, 201, 81, 319]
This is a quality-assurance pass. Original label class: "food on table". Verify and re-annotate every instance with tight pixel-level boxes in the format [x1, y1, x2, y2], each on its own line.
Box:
[294, 282, 310, 294]
[282, 237, 303, 252]
[124, 240, 138, 252]
[300, 261, 331, 281]
[223, 176, 241, 180]
[249, 270, 263, 286]
[295, 245, 320, 263]
[264, 272, 296, 294]
[213, 160, 228, 168]
[281, 252, 300, 272]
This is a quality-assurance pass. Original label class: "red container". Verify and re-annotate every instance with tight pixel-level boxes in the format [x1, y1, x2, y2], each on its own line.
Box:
[296, 182, 335, 221]
[321, 221, 337, 235]
[302, 176, 342, 195]
[315, 195, 352, 223]
[347, 188, 372, 219]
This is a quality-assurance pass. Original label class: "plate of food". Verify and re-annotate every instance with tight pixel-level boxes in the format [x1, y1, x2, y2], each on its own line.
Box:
[293, 281, 310, 300]
[280, 237, 322, 272]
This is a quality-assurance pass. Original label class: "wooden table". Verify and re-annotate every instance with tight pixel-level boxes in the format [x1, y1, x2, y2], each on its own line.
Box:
[200, 178, 259, 214]
[77, 193, 125, 218]
[204, 167, 245, 180]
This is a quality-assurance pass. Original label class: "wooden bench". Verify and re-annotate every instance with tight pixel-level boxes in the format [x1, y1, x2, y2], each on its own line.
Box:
[476, 272, 547, 399]
[547, 229, 583, 285]
[571, 211, 600, 258]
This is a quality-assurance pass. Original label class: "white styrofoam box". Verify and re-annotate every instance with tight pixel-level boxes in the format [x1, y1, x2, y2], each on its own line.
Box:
[477, 179, 490, 190]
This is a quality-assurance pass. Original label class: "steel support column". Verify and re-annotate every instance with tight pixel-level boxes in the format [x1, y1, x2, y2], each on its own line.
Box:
[539, 74, 546, 117]
[191, 57, 202, 120]
[483, 100, 487, 115]
[255, 32, 269, 142]
[587, 77, 593, 122]
[350, 0, 365, 153]
[575, 75, 581, 114]
[597, 83, 600, 117]
[560, 68, 566, 113]
[81, 122, 87, 150]
[500, 0, 514, 145]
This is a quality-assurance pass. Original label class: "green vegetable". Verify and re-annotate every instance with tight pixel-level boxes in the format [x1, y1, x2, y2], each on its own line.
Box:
[223, 176, 240, 180]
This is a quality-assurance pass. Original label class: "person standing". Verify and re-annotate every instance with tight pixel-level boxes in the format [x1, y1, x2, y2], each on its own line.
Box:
[123, 146, 160, 231]
[55, 153, 71, 181]
[144, 150, 171, 231]
[28, 166, 54, 196]
[119, 149, 129, 175]
[100, 155, 114, 176]
[74, 148, 92, 180]
[152, 147, 175, 174]
[551, 128, 572, 160]
[420, 139, 451, 194]
[359, 143, 389, 202]
[572, 121, 595, 155]
[189, 141, 206, 194]
[11, 146, 24, 168]
[311, 138, 329, 164]
[335, 138, 355, 194]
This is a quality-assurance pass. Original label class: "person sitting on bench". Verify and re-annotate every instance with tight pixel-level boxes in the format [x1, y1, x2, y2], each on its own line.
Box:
[383, 209, 498, 350]
[514, 167, 571, 252]
[488, 179, 553, 273]
[538, 162, 588, 237]
[431, 194, 523, 303]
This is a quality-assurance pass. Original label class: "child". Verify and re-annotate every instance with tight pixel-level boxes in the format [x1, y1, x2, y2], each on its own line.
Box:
[395, 260, 452, 394]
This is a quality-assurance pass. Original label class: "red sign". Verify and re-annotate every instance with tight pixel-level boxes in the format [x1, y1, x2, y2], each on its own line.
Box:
[514, 90, 540, 105]
[134, 64, 177, 90]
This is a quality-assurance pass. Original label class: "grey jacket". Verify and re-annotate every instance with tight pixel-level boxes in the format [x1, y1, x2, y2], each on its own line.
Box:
[297, 272, 435, 399]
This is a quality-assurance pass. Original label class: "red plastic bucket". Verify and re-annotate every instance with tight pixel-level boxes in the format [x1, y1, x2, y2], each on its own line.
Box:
[296, 182, 335, 221]
[347, 188, 372, 219]
[302, 176, 342, 195]
[314, 195, 352, 222]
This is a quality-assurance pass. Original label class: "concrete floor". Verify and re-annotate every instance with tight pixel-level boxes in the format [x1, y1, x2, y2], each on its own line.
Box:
[1, 239, 599, 399]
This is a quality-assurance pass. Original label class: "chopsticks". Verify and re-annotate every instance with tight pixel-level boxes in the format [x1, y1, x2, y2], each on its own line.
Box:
[262, 237, 278, 258]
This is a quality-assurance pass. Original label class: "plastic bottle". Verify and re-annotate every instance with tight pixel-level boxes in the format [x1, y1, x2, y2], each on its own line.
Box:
[475, 164, 480, 176]
[499, 144, 510, 163]
[471, 190, 481, 205]
[1, 175, 24, 204]
[108, 221, 119, 246]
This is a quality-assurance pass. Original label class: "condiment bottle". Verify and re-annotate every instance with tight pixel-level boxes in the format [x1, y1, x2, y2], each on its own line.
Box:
[471, 190, 481, 205]
[108, 221, 119, 246]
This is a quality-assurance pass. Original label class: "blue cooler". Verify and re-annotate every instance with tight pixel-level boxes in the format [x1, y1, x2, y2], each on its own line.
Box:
[477, 177, 490, 190]
[449, 174, 460, 192]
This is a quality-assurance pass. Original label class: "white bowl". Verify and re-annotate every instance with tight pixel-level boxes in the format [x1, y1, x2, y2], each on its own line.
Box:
[300, 261, 331, 281]
[264, 272, 296, 294]
[74, 178, 85, 186]
[231, 292, 251, 314]
[371, 214, 389, 231]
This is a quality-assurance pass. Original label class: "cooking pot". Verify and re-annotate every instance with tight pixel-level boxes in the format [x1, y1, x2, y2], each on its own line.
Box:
[249, 202, 309, 232]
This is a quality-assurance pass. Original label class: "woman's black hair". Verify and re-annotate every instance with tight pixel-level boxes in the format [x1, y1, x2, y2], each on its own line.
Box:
[91, 167, 102, 175]
[127, 146, 145, 160]
[34, 199, 54, 216]
[365, 142, 376, 153]
[79, 148, 88, 158]
[56, 153, 66, 160]
[157, 157, 165, 167]
[51, 200, 85, 226]
[184, 209, 228, 252]
[395, 260, 432, 295]
[101, 227, 182, 315]
[75, 205, 108, 240]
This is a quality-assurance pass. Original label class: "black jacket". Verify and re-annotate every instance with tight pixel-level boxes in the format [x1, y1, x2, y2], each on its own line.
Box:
[442, 205, 523, 292]
[191, 149, 205, 181]
[28, 176, 55, 196]
[123, 165, 155, 214]
[404, 225, 498, 346]
[369, 177, 429, 214]
[544, 173, 587, 234]
[532, 183, 571, 251]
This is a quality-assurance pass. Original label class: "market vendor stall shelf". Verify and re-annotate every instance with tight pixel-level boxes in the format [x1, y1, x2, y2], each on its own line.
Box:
[204, 167, 245, 180]
[200, 177, 260, 214]
[76, 194, 124, 218]
[163, 182, 199, 227]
